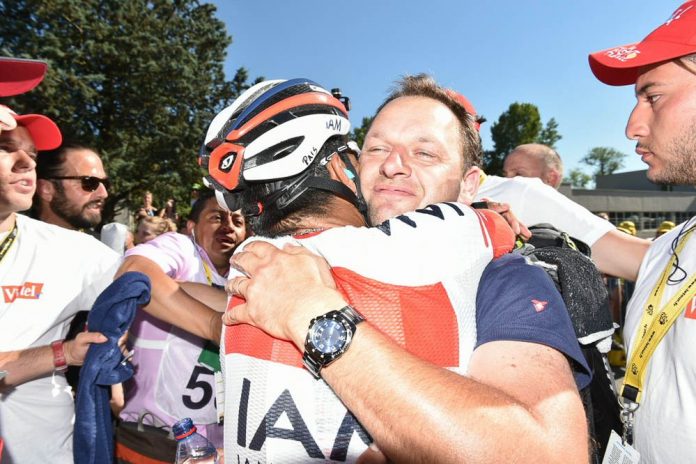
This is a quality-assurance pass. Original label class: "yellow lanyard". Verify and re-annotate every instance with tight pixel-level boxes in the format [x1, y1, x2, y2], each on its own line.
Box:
[201, 259, 214, 286]
[0, 219, 18, 264]
[621, 226, 696, 404]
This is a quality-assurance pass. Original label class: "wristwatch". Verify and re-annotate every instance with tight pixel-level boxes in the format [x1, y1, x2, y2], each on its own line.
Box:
[302, 305, 365, 379]
[51, 339, 68, 372]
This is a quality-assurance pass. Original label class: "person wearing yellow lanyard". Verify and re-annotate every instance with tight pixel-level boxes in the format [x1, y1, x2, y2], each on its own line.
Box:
[588, 1, 696, 462]
[115, 190, 247, 456]
[0, 57, 121, 464]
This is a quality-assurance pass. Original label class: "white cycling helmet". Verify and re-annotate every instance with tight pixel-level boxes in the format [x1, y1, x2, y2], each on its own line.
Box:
[199, 78, 359, 213]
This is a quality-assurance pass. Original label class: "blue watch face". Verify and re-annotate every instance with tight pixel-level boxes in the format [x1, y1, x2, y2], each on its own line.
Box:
[311, 318, 348, 355]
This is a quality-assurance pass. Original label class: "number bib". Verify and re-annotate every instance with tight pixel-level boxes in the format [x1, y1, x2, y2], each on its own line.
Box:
[122, 313, 218, 432]
[156, 326, 216, 423]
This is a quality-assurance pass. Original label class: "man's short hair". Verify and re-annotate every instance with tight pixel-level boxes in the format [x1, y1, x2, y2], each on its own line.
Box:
[508, 143, 564, 175]
[36, 141, 97, 179]
[189, 190, 216, 223]
[680, 52, 696, 70]
[31, 142, 98, 218]
[376, 74, 482, 170]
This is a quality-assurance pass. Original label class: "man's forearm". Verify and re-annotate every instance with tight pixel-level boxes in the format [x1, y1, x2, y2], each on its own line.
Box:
[282, 294, 587, 463]
[117, 256, 223, 342]
[319, 324, 588, 464]
[0, 345, 54, 390]
[592, 229, 650, 280]
[0, 332, 107, 391]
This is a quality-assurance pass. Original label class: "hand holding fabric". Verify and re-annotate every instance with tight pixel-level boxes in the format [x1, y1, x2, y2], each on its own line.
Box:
[64, 332, 108, 366]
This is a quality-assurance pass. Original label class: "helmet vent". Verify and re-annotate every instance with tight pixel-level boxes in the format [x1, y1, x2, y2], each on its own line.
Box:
[244, 136, 304, 170]
[236, 83, 317, 128]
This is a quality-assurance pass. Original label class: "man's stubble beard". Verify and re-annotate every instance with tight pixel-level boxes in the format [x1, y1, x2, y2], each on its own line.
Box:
[648, 118, 696, 186]
[49, 183, 102, 229]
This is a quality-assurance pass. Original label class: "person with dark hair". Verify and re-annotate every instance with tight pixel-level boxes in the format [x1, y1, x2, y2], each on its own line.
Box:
[0, 57, 119, 464]
[196, 78, 590, 463]
[588, 2, 696, 460]
[32, 141, 109, 230]
[114, 189, 247, 456]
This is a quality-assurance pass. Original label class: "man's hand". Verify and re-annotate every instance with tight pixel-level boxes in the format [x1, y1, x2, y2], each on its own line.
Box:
[225, 241, 346, 347]
[64, 331, 108, 366]
[0, 105, 17, 132]
[479, 198, 532, 240]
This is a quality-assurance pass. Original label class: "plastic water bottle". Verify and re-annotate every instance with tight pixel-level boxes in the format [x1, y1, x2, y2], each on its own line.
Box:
[173, 418, 218, 464]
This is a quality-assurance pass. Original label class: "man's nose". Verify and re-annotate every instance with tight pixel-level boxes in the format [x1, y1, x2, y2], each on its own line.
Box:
[94, 180, 109, 199]
[625, 103, 649, 142]
[380, 149, 411, 178]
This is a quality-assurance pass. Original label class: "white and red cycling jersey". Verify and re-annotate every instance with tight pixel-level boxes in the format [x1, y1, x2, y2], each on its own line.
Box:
[221, 203, 514, 463]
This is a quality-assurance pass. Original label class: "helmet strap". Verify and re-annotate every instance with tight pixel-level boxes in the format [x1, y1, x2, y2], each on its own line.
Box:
[303, 176, 360, 208]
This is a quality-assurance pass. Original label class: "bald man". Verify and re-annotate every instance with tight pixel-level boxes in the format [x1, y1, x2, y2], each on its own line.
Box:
[503, 143, 564, 189]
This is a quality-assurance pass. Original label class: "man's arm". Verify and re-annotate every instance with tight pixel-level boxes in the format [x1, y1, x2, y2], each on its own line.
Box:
[0, 332, 107, 390]
[320, 323, 587, 463]
[592, 229, 650, 281]
[116, 255, 223, 343]
[227, 242, 588, 463]
[179, 281, 228, 310]
[475, 176, 650, 280]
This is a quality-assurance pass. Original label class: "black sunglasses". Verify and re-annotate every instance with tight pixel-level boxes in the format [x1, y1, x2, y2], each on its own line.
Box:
[46, 176, 111, 192]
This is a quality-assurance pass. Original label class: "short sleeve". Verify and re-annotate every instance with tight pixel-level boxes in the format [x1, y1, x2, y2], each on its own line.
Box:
[125, 232, 194, 279]
[476, 176, 614, 246]
[475, 254, 591, 389]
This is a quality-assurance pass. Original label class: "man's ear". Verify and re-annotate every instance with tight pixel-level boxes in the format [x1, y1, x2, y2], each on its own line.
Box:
[36, 179, 55, 202]
[327, 154, 358, 195]
[186, 219, 196, 237]
[546, 169, 562, 189]
[457, 166, 481, 204]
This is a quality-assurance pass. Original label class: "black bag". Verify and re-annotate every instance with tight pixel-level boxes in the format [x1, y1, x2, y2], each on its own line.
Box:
[115, 413, 177, 464]
[516, 224, 622, 464]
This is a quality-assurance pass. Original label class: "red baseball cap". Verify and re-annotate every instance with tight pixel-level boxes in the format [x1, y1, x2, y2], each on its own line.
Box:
[446, 89, 484, 132]
[2, 106, 62, 151]
[0, 57, 48, 97]
[589, 1, 696, 86]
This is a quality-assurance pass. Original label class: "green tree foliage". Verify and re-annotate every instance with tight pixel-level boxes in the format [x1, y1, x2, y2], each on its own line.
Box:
[0, 0, 259, 222]
[565, 168, 593, 188]
[581, 146, 626, 178]
[537, 117, 561, 148]
[350, 116, 374, 149]
[484, 102, 561, 175]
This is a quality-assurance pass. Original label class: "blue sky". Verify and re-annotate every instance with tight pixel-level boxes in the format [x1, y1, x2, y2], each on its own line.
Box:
[212, 1, 677, 176]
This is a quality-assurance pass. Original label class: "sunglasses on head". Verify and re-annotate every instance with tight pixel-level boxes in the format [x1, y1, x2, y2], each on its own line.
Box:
[46, 176, 111, 192]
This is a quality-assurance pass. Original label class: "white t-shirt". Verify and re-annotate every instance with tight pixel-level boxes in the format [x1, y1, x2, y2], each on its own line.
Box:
[476, 175, 613, 246]
[0, 214, 119, 464]
[623, 217, 696, 463]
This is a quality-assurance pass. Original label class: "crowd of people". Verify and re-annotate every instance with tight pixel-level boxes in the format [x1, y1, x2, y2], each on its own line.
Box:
[1, 2, 696, 463]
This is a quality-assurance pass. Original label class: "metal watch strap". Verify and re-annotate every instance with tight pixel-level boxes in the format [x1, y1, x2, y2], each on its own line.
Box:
[302, 305, 364, 379]
[338, 305, 364, 326]
[51, 339, 68, 372]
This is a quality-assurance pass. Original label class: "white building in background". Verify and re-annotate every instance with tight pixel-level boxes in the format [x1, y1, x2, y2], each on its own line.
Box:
[560, 170, 696, 238]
